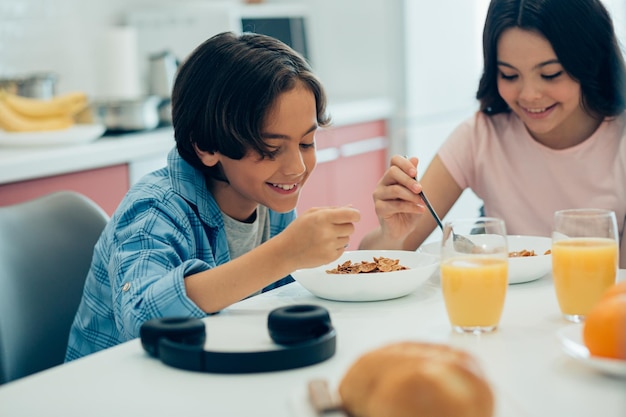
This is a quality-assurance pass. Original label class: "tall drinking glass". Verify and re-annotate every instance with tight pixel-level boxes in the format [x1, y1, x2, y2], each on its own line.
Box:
[440, 217, 508, 334]
[552, 209, 618, 323]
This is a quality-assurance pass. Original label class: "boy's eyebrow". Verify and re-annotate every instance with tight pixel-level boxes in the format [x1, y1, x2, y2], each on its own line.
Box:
[497, 59, 560, 71]
[262, 123, 318, 140]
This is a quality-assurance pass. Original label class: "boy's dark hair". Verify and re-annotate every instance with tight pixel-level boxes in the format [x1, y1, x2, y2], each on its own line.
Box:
[172, 31, 330, 179]
[477, 0, 626, 117]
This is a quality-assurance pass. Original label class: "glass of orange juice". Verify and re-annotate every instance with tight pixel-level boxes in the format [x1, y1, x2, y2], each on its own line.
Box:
[552, 209, 618, 323]
[440, 217, 508, 334]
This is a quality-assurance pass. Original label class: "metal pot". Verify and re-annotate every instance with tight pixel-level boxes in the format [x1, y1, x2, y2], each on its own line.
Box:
[157, 98, 172, 126]
[88, 95, 161, 133]
[0, 72, 58, 99]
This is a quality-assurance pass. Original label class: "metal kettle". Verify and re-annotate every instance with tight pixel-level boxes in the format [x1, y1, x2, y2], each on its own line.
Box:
[148, 50, 179, 125]
[148, 50, 179, 98]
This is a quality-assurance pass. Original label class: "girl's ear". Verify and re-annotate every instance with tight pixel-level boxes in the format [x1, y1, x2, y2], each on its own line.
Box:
[193, 143, 220, 167]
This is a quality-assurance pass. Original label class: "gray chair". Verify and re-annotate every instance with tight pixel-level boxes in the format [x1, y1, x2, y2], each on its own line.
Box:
[0, 191, 109, 384]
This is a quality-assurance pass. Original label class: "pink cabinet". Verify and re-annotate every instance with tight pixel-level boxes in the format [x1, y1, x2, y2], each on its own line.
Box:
[297, 120, 388, 249]
[0, 165, 129, 216]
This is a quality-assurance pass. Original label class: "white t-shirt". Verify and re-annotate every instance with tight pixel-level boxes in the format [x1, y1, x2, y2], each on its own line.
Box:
[438, 111, 626, 267]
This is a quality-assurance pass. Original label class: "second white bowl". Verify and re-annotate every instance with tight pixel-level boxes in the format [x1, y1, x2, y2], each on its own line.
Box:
[419, 235, 552, 284]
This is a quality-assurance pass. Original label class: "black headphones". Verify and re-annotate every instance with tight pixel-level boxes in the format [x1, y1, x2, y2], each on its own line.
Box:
[140, 304, 336, 374]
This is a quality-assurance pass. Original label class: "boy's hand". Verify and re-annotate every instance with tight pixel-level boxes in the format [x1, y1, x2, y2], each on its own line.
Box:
[284, 206, 361, 269]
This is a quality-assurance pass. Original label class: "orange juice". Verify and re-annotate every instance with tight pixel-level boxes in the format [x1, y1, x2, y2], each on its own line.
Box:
[552, 238, 618, 317]
[440, 257, 508, 329]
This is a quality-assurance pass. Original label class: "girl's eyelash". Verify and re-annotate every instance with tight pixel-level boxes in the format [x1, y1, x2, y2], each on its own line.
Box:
[498, 71, 562, 81]
[301, 142, 315, 149]
[499, 72, 517, 80]
[542, 71, 562, 80]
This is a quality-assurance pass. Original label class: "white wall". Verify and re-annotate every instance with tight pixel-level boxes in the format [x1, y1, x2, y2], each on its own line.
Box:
[604, 0, 626, 49]
[0, 0, 175, 94]
[0, 0, 403, 101]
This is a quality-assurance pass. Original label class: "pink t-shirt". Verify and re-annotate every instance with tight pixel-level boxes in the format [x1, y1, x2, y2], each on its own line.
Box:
[439, 111, 626, 266]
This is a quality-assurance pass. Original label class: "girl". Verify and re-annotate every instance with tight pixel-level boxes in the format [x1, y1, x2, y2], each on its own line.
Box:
[66, 32, 360, 360]
[361, 0, 626, 267]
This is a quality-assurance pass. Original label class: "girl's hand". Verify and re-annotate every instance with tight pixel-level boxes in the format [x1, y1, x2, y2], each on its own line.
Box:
[372, 155, 426, 242]
[283, 206, 361, 269]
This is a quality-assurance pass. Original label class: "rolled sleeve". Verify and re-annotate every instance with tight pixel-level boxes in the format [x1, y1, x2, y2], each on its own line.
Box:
[109, 199, 215, 339]
[115, 259, 208, 339]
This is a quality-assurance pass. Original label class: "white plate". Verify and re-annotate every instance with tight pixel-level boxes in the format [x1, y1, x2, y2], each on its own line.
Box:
[419, 235, 552, 284]
[291, 250, 438, 302]
[0, 124, 105, 147]
[557, 325, 626, 378]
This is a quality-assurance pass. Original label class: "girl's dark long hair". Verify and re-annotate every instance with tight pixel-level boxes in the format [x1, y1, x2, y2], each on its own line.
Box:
[477, 0, 626, 117]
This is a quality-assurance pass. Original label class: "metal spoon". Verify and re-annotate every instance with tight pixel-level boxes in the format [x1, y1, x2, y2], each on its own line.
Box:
[403, 156, 477, 253]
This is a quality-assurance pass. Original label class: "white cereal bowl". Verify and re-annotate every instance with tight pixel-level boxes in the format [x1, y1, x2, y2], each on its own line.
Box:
[418, 235, 552, 284]
[291, 250, 439, 302]
[507, 235, 552, 283]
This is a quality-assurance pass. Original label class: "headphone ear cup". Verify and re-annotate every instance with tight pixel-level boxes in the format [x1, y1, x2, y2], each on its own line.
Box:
[267, 304, 332, 345]
[140, 317, 206, 358]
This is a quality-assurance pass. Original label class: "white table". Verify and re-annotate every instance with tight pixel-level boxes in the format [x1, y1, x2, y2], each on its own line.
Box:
[1, 271, 625, 417]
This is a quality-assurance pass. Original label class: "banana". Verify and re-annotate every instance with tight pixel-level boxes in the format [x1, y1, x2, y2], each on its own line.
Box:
[0, 89, 88, 118]
[0, 98, 73, 132]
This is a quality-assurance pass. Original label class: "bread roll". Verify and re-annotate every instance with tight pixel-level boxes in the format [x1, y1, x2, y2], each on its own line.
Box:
[338, 342, 494, 417]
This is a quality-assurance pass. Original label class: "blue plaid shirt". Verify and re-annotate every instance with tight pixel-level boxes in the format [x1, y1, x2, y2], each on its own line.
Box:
[65, 147, 295, 361]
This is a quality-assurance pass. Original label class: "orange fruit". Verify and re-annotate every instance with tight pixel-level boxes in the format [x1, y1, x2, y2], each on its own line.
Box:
[600, 280, 626, 300]
[582, 293, 626, 360]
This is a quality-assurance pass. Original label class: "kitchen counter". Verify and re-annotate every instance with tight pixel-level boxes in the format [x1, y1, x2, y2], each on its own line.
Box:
[0, 97, 393, 185]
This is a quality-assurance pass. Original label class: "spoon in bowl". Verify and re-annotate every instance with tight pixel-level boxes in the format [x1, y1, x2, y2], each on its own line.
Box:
[403, 156, 477, 253]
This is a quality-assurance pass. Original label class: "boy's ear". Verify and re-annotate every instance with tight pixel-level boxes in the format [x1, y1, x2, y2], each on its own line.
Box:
[193, 143, 220, 167]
